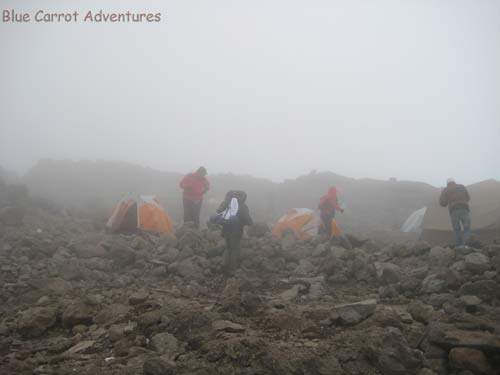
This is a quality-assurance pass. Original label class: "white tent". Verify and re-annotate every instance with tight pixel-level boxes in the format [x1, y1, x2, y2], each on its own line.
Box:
[401, 207, 427, 233]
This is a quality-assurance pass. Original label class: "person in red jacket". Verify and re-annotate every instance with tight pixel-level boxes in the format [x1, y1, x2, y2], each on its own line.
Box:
[180, 166, 209, 228]
[318, 186, 343, 237]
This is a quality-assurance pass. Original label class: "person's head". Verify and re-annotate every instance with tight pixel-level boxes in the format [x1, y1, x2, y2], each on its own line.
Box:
[446, 177, 456, 186]
[196, 166, 207, 177]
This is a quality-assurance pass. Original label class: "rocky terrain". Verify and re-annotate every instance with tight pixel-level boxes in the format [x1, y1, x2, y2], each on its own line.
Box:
[1, 181, 500, 374]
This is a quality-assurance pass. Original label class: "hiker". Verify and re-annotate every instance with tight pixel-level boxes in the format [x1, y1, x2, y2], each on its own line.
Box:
[215, 190, 253, 275]
[439, 178, 471, 246]
[179, 167, 209, 228]
[318, 186, 343, 237]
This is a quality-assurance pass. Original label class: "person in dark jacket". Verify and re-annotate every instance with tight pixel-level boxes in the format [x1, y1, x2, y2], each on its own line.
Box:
[439, 178, 471, 246]
[318, 186, 344, 237]
[216, 190, 253, 274]
[179, 167, 209, 228]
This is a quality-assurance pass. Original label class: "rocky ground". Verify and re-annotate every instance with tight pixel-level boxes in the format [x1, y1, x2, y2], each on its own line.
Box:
[1, 184, 500, 374]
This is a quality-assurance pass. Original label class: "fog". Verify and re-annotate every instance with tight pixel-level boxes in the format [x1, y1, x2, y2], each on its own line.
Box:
[1, 0, 499, 186]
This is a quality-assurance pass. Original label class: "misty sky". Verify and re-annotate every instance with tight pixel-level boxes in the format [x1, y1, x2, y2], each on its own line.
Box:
[1, 0, 499, 186]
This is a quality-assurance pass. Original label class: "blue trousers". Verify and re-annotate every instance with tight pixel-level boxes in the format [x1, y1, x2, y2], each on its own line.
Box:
[450, 208, 471, 246]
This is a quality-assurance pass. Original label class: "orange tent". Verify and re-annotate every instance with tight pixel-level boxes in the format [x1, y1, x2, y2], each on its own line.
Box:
[106, 195, 174, 234]
[273, 208, 343, 240]
[272, 208, 318, 240]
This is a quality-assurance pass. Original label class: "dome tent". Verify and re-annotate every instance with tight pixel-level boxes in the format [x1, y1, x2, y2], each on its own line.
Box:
[272, 208, 342, 240]
[106, 194, 174, 234]
[401, 207, 427, 233]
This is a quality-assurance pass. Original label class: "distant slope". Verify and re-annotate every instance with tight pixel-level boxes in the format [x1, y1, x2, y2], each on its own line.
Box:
[23, 159, 439, 234]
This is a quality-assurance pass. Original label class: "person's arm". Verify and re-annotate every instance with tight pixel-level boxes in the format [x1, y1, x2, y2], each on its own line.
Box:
[240, 205, 253, 226]
[439, 188, 448, 207]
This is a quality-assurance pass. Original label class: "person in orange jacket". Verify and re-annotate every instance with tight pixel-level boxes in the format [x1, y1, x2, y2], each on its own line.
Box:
[179, 166, 209, 228]
[318, 186, 343, 237]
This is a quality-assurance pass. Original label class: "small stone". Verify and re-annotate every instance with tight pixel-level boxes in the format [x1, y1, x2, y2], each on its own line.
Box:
[128, 290, 149, 305]
[63, 340, 95, 355]
[335, 299, 377, 325]
[212, 320, 245, 333]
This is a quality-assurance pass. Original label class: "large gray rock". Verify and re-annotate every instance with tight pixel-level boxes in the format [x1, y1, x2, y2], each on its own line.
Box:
[421, 274, 447, 294]
[150, 332, 182, 358]
[374, 262, 402, 285]
[428, 246, 454, 265]
[365, 327, 424, 375]
[464, 252, 490, 274]
[294, 259, 315, 275]
[169, 258, 203, 280]
[407, 301, 434, 324]
[430, 326, 500, 353]
[335, 299, 377, 325]
[246, 222, 270, 238]
[459, 280, 500, 302]
[17, 306, 58, 338]
[143, 357, 176, 375]
[279, 284, 307, 302]
[108, 242, 136, 267]
[448, 347, 495, 375]
[62, 302, 94, 327]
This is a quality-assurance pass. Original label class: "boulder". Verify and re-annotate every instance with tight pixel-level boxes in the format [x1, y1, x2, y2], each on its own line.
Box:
[374, 262, 402, 285]
[128, 290, 149, 305]
[431, 328, 500, 353]
[63, 340, 96, 355]
[150, 332, 182, 358]
[365, 327, 424, 375]
[143, 357, 176, 375]
[279, 284, 307, 302]
[108, 242, 136, 267]
[335, 299, 377, 325]
[407, 301, 434, 324]
[464, 252, 490, 274]
[169, 258, 203, 280]
[421, 274, 447, 294]
[428, 246, 454, 265]
[312, 244, 329, 257]
[246, 222, 270, 238]
[108, 322, 137, 342]
[448, 347, 495, 375]
[409, 241, 431, 257]
[161, 247, 179, 263]
[17, 306, 58, 338]
[459, 280, 500, 302]
[294, 259, 315, 275]
[62, 302, 94, 327]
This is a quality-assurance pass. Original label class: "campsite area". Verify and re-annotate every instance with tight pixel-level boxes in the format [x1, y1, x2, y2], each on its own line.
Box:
[1, 164, 500, 374]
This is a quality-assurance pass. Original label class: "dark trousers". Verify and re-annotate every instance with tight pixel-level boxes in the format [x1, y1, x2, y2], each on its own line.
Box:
[183, 199, 202, 228]
[224, 234, 242, 273]
[319, 210, 336, 237]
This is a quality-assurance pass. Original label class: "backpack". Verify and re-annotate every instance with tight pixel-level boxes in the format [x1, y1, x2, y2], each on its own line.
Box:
[210, 191, 245, 225]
